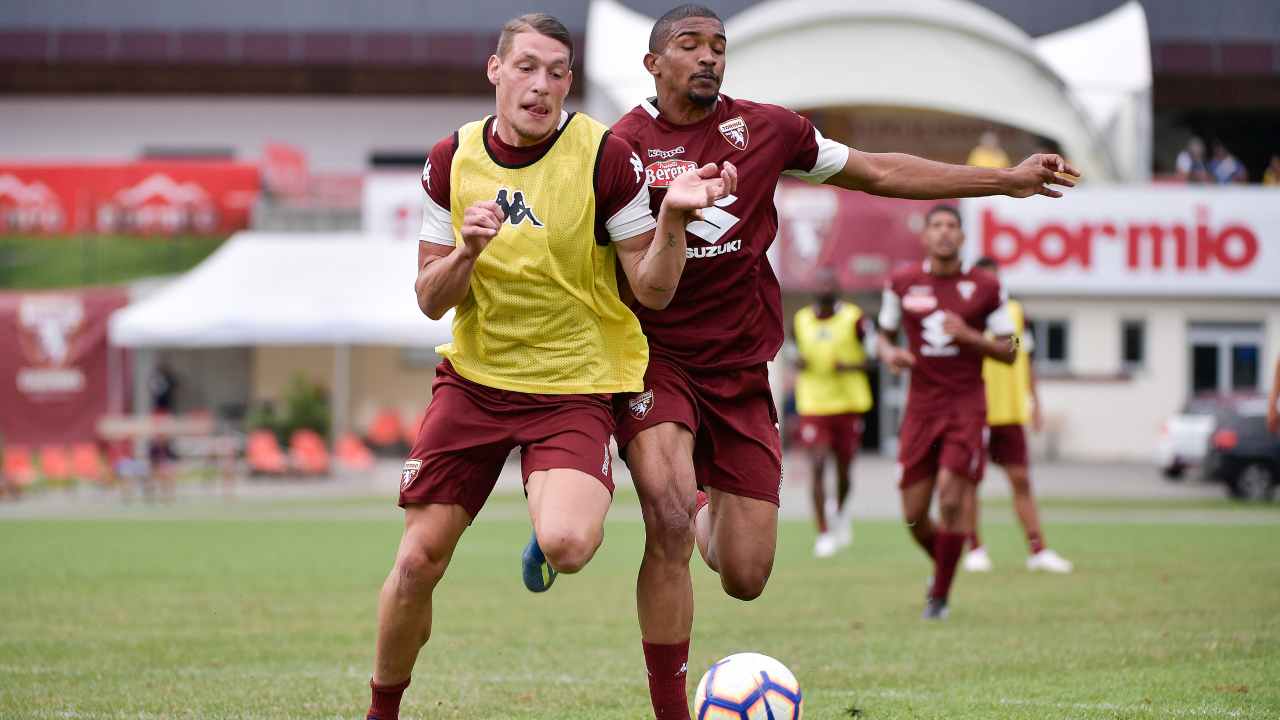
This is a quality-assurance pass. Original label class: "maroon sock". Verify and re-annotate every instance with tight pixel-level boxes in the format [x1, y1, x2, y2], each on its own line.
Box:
[910, 528, 936, 557]
[967, 531, 981, 550]
[929, 531, 966, 601]
[643, 640, 691, 720]
[368, 677, 410, 720]
[1027, 531, 1045, 555]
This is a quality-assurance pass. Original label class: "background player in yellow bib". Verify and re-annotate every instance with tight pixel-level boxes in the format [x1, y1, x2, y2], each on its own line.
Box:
[363, 14, 736, 720]
[792, 268, 874, 558]
[963, 256, 1073, 574]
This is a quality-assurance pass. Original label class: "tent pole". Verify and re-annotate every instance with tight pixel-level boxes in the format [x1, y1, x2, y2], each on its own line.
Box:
[332, 344, 350, 444]
[132, 348, 155, 458]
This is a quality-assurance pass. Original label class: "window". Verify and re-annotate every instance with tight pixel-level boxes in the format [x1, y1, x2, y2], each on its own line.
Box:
[1028, 318, 1069, 373]
[1121, 319, 1145, 371]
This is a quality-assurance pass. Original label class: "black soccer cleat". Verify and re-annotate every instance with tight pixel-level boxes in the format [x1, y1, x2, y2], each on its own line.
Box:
[922, 597, 949, 620]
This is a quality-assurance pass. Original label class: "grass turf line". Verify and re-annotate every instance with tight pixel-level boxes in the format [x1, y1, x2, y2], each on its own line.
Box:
[1, 506, 1276, 719]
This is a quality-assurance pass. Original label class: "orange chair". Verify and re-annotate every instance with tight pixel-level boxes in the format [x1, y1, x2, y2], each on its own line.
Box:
[402, 411, 426, 447]
[70, 443, 106, 484]
[247, 430, 288, 475]
[366, 409, 404, 450]
[38, 445, 73, 485]
[3, 445, 37, 488]
[290, 429, 330, 475]
[335, 433, 375, 472]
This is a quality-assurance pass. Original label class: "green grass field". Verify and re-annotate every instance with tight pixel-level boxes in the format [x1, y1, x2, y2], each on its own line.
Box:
[0, 235, 226, 289]
[2, 492, 1277, 719]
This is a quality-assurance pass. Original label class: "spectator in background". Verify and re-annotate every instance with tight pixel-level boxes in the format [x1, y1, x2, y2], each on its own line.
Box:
[1263, 155, 1280, 186]
[1175, 136, 1211, 183]
[1208, 140, 1248, 184]
[967, 130, 1010, 169]
[147, 362, 179, 501]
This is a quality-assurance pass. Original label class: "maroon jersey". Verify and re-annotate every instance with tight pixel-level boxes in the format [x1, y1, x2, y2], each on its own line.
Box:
[612, 95, 842, 370]
[880, 262, 1011, 415]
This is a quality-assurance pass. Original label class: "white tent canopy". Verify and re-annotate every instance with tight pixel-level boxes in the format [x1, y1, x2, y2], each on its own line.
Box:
[587, 0, 1153, 182]
[110, 232, 451, 348]
[110, 232, 451, 438]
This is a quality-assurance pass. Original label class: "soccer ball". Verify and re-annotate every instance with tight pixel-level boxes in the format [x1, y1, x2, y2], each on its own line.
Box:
[693, 652, 803, 719]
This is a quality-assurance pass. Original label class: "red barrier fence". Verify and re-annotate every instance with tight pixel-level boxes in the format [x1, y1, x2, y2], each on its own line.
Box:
[0, 162, 259, 235]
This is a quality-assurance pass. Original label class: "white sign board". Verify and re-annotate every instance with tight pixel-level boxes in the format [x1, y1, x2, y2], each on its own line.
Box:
[362, 171, 425, 241]
[962, 187, 1280, 297]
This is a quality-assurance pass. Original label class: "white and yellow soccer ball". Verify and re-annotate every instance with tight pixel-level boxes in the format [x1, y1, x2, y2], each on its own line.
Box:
[693, 652, 803, 720]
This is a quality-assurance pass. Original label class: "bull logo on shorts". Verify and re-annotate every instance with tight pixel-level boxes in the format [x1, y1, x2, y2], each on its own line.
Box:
[629, 389, 655, 420]
[400, 459, 423, 490]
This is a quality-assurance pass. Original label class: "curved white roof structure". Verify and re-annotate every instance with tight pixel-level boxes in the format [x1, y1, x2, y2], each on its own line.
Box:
[587, 0, 1152, 182]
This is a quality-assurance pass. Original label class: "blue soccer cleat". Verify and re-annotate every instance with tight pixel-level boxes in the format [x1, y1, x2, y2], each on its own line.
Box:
[521, 530, 557, 593]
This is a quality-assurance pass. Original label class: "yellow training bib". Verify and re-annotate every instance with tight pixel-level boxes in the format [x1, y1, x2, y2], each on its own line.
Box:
[435, 113, 648, 394]
[984, 299, 1031, 425]
[794, 303, 873, 415]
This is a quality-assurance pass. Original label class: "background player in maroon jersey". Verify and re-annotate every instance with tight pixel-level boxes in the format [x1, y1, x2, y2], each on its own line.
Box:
[878, 206, 1017, 620]
[605, 5, 1078, 715]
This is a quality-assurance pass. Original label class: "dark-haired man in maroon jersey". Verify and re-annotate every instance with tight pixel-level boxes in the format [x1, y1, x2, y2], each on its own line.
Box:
[588, 4, 1077, 716]
[879, 205, 1017, 620]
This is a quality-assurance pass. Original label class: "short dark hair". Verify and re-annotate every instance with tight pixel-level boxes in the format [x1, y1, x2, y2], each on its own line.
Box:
[974, 256, 998, 270]
[925, 204, 962, 227]
[497, 13, 574, 65]
[650, 4, 722, 53]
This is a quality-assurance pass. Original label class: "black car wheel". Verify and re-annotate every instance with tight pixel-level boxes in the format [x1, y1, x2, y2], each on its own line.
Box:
[1228, 463, 1276, 502]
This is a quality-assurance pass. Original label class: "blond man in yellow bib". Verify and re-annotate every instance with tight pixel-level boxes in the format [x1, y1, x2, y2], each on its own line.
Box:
[793, 269, 874, 558]
[963, 256, 1073, 575]
[362, 14, 736, 720]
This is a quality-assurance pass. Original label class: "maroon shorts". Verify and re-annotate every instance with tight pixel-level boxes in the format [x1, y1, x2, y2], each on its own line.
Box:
[614, 357, 783, 505]
[399, 361, 615, 518]
[896, 408, 987, 489]
[796, 413, 864, 464]
[988, 423, 1029, 467]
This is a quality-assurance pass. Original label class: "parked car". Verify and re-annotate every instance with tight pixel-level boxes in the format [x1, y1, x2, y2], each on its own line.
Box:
[1154, 394, 1261, 480]
[1202, 397, 1279, 502]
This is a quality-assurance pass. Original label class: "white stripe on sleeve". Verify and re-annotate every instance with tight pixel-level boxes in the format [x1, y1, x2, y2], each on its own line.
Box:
[878, 287, 902, 332]
[607, 183, 657, 242]
[782, 128, 849, 184]
[418, 195, 455, 247]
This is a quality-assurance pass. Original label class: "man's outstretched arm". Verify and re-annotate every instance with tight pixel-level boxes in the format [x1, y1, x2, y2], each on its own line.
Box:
[826, 150, 1080, 200]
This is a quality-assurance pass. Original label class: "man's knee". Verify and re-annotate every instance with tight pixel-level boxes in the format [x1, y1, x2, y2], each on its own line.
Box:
[719, 560, 772, 601]
[538, 525, 601, 574]
[1007, 467, 1031, 494]
[641, 488, 695, 560]
[391, 545, 448, 599]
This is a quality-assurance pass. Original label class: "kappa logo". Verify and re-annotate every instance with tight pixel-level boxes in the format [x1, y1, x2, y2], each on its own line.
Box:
[629, 389, 655, 420]
[400, 459, 423, 490]
[957, 280, 976, 301]
[648, 146, 686, 159]
[629, 153, 643, 184]
[718, 116, 749, 150]
[601, 444, 611, 477]
[421, 159, 431, 189]
[494, 188, 543, 227]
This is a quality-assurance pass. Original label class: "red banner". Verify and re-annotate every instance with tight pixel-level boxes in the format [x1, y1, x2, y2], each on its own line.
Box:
[774, 180, 933, 292]
[0, 162, 259, 235]
[0, 287, 130, 445]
